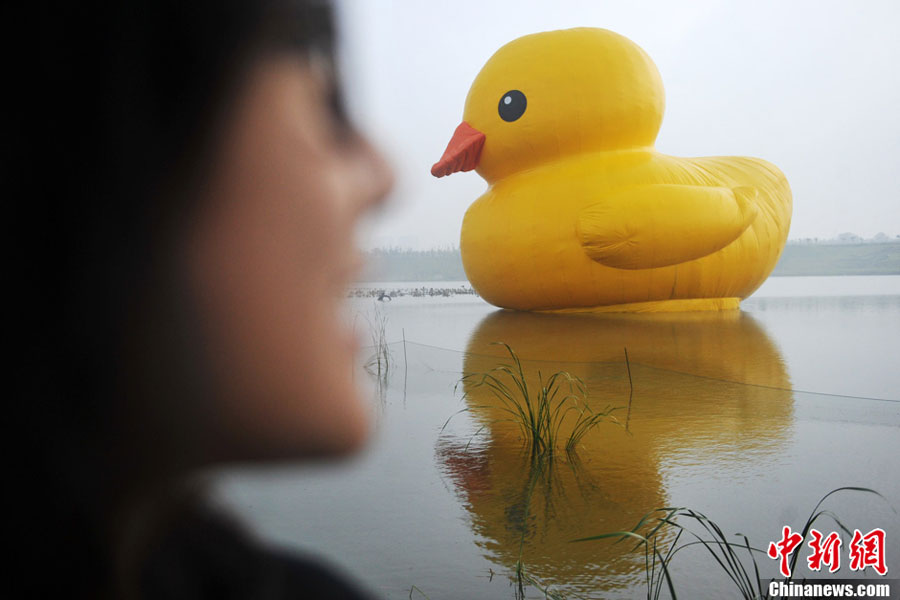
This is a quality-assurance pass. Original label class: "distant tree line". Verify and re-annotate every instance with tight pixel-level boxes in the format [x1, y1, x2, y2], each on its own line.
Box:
[787, 232, 899, 245]
[362, 247, 467, 281]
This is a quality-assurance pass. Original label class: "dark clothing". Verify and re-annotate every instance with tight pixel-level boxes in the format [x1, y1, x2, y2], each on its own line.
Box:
[140, 507, 376, 600]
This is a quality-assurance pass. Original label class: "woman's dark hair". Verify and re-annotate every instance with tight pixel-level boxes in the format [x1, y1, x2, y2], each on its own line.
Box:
[18, 1, 338, 597]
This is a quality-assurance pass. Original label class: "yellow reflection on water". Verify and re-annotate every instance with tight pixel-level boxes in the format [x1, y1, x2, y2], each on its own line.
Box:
[436, 310, 794, 596]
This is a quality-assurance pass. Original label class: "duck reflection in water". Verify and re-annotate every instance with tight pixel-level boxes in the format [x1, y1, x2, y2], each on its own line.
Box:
[436, 309, 793, 596]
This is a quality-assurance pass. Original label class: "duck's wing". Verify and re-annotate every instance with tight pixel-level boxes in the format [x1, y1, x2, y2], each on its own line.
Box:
[577, 184, 758, 270]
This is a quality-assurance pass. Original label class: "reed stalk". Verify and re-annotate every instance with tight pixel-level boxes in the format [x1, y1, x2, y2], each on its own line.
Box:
[363, 306, 392, 380]
[459, 343, 620, 460]
[573, 487, 891, 600]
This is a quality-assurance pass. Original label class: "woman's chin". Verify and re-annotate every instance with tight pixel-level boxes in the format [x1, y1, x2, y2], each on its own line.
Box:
[300, 392, 372, 459]
[306, 364, 374, 458]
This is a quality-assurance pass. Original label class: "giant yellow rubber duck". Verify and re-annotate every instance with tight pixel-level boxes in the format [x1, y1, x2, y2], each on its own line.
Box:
[432, 28, 792, 312]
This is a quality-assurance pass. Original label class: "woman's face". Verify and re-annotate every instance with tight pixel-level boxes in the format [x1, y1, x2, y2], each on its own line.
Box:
[186, 53, 392, 461]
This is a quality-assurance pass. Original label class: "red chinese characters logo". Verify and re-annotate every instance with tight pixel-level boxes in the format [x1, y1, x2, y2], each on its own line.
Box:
[807, 529, 842, 573]
[768, 526, 804, 577]
[849, 528, 888, 576]
[768, 526, 888, 577]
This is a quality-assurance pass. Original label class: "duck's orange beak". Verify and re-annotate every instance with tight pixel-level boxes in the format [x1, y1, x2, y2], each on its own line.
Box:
[431, 122, 485, 178]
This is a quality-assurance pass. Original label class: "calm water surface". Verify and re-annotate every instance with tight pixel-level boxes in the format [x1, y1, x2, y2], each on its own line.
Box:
[214, 276, 900, 599]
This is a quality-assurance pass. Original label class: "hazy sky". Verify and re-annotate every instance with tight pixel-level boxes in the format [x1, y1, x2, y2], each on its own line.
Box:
[335, 0, 900, 249]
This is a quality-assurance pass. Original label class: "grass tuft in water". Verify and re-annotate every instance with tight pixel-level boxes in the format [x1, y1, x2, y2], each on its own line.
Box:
[573, 487, 892, 600]
[455, 343, 621, 460]
[363, 305, 392, 381]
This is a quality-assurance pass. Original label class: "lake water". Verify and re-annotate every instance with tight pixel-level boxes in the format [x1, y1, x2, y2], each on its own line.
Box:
[214, 276, 900, 599]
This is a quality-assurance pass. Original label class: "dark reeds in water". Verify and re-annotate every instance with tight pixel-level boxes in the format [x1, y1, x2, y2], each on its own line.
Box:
[455, 343, 621, 460]
[573, 487, 893, 600]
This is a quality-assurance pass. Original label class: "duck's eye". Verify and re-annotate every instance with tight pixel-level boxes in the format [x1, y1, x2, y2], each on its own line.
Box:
[498, 90, 527, 122]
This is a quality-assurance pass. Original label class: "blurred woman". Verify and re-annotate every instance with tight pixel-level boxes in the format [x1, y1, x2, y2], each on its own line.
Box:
[20, 0, 391, 597]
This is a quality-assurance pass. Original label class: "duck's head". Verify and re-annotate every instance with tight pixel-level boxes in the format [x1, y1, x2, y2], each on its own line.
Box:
[432, 28, 665, 183]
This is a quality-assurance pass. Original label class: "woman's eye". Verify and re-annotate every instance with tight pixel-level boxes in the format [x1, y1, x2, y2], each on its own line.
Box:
[327, 86, 351, 132]
[498, 90, 527, 122]
[308, 51, 354, 143]
[318, 80, 358, 147]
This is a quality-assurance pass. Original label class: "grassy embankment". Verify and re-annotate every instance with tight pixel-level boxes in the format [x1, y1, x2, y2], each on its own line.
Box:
[363, 243, 900, 282]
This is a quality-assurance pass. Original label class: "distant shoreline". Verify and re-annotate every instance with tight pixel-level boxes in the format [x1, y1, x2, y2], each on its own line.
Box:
[769, 273, 897, 277]
[768, 242, 900, 276]
[360, 243, 900, 282]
